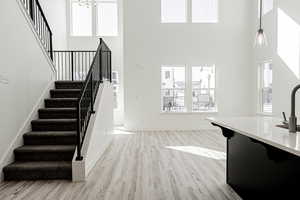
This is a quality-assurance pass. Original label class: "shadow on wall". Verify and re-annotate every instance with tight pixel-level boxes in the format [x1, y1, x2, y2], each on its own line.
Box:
[277, 8, 300, 80]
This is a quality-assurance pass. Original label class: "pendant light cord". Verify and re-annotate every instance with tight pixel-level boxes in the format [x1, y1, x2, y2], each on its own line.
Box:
[259, 0, 263, 29]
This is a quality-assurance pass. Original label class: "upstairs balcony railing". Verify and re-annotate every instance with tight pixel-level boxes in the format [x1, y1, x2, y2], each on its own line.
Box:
[53, 51, 96, 81]
[20, 0, 53, 60]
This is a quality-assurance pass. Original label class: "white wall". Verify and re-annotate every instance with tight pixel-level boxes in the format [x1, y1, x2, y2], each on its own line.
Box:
[39, 0, 68, 50]
[0, 0, 55, 179]
[123, 0, 256, 130]
[252, 0, 300, 119]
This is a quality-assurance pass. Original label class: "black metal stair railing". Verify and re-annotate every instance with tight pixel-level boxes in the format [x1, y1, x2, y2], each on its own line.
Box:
[53, 51, 96, 81]
[76, 38, 112, 160]
[20, 0, 53, 60]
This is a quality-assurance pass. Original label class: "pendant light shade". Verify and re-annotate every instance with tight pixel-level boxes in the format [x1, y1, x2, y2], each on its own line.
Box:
[255, 0, 268, 47]
[255, 28, 268, 46]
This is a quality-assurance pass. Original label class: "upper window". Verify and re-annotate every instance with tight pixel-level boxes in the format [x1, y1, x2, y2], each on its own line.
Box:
[70, 0, 118, 36]
[71, 1, 93, 36]
[97, 0, 118, 36]
[161, 0, 187, 23]
[161, 0, 218, 23]
[192, 66, 216, 112]
[192, 0, 218, 23]
[161, 66, 186, 112]
[258, 0, 273, 17]
[277, 8, 300, 78]
[259, 62, 272, 113]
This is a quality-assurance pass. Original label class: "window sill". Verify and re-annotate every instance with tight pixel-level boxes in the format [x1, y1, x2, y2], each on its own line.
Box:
[69, 35, 118, 38]
[257, 112, 273, 116]
[160, 111, 218, 115]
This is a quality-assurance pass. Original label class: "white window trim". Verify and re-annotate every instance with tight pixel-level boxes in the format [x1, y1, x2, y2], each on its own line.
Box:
[257, 60, 273, 115]
[69, 0, 119, 37]
[160, 64, 218, 114]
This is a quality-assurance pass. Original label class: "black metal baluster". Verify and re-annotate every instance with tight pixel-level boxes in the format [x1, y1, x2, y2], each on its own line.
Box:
[76, 101, 82, 161]
[99, 51, 103, 83]
[109, 51, 112, 82]
[29, 0, 35, 23]
[71, 51, 74, 81]
[90, 71, 95, 114]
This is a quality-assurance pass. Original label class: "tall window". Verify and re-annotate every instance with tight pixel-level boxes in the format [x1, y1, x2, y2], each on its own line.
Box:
[161, 66, 186, 112]
[258, 0, 273, 17]
[259, 62, 272, 113]
[192, 0, 218, 23]
[112, 71, 119, 109]
[97, 0, 118, 36]
[161, 0, 218, 23]
[192, 66, 216, 112]
[71, 0, 93, 36]
[70, 0, 118, 36]
[161, 0, 187, 23]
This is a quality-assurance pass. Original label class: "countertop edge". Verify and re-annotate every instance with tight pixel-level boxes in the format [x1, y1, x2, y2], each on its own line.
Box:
[207, 118, 300, 157]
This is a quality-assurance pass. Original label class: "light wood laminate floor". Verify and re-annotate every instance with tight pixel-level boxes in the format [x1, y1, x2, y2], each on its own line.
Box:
[0, 130, 241, 200]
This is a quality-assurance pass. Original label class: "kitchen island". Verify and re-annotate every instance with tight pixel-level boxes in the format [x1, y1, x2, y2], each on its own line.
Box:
[207, 117, 300, 199]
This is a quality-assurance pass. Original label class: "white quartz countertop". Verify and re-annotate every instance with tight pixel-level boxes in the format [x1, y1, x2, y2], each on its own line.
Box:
[207, 116, 300, 157]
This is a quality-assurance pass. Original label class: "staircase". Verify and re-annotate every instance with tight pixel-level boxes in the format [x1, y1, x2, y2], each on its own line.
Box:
[3, 81, 84, 181]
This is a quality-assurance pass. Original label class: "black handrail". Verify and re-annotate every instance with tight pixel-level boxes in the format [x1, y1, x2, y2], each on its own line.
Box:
[20, 0, 53, 60]
[53, 51, 96, 81]
[76, 38, 112, 160]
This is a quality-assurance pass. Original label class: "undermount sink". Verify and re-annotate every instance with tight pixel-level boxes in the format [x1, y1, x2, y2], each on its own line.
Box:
[276, 124, 300, 132]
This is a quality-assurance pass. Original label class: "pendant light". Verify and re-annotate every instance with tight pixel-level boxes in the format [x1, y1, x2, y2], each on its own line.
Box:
[255, 0, 268, 47]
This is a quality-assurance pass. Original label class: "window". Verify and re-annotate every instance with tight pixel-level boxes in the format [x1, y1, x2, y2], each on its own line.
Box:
[277, 8, 300, 78]
[70, 0, 118, 36]
[71, 0, 93, 36]
[192, 0, 218, 23]
[161, 0, 218, 23]
[161, 66, 186, 112]
[258, 0, 273, 17]
[161, 65, 217, 113]
[259, 62, 272, 113]
[161, 0, 187, 23]
[112, 71, 119, 109]
[192, 66, 216, 112]
[97, 0, 118, 36]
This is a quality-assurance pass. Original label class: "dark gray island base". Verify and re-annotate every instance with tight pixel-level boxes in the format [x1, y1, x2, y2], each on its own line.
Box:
[211, 122, 300, 199]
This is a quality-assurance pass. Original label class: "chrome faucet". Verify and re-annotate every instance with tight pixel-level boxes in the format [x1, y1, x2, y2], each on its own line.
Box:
[289, 84, 300, 133]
